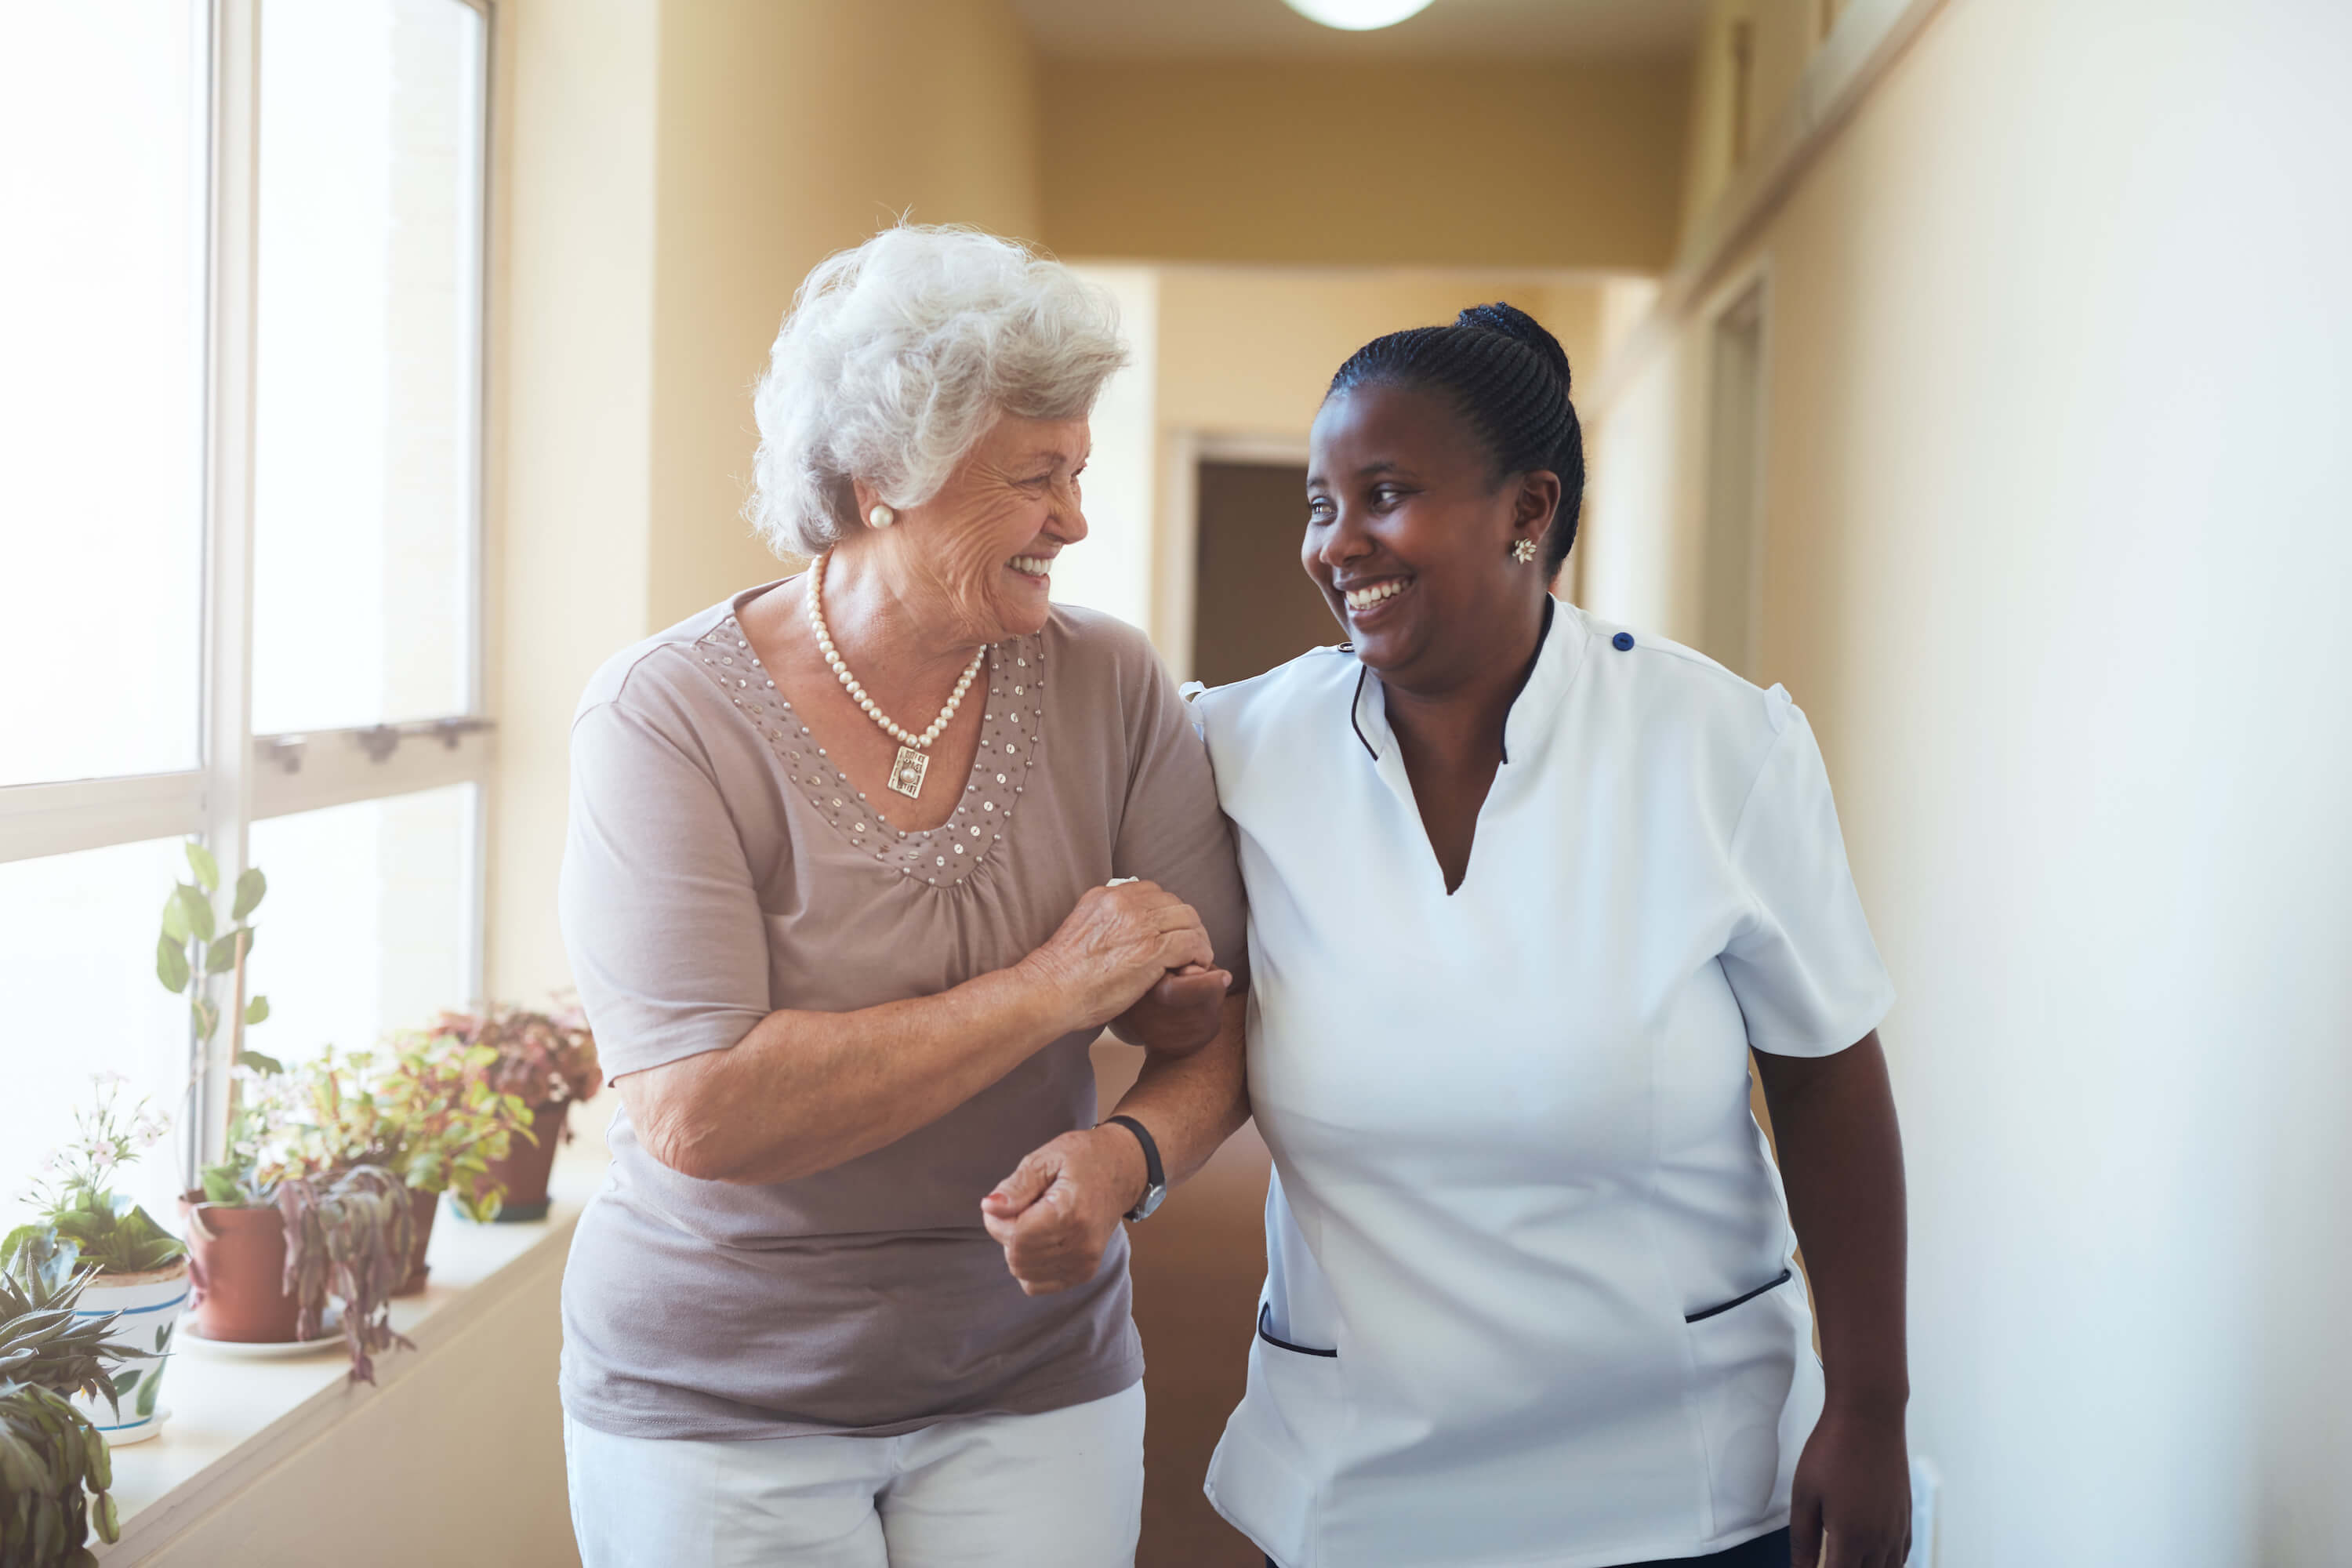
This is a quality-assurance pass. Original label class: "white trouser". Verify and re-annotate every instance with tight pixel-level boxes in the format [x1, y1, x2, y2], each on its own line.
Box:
[564, 1382, 1145, 1568]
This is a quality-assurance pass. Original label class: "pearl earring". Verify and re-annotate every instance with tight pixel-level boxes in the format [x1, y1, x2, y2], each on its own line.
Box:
[1511, 538, 1538, 564]
[867, 504, 896, 529]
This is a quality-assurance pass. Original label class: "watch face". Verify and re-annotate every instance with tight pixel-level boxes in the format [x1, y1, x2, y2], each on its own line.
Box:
[1131, 1182, 1167, 1221]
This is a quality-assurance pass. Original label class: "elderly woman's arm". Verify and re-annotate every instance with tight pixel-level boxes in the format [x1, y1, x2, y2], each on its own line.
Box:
[982, 991, 1250, 1294]
[619, 880, 1215, 1185]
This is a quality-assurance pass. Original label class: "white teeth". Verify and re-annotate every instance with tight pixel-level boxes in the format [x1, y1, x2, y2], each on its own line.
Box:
[1343, 579, 1408, 611]
[1008, 555, 1053, 577]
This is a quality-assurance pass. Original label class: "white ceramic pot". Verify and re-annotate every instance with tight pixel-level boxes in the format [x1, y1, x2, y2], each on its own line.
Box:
[73, 1260, 192, 1446]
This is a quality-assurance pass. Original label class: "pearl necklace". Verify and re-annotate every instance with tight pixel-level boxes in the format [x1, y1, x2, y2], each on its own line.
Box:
[807, 553, 986, 799]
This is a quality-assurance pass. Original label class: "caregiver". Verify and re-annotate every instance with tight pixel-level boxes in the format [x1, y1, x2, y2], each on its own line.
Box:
[996, 303, 1912, 1568]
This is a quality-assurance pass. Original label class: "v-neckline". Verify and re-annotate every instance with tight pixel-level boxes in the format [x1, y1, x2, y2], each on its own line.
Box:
[1348, 598, 1570, 900]
[690, 604, 1050, 891]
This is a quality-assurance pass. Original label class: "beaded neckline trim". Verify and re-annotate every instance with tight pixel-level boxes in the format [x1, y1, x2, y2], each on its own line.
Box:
[692, 612, 1048, 891]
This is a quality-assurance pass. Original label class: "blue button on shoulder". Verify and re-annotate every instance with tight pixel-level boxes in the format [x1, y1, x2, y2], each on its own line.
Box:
[1612, 631, 1635, 652]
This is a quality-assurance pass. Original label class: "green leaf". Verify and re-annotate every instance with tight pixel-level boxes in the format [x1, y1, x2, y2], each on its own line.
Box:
[154, 1321, 174, 1353]
[243, 995, 271, 1026]
[191, 996, 220, 1042]
[0, 1224, 47, 1272]
[230, 867, 267, 922]
[199, 1167, 242, 1206]
[235, 1049, 283, 1075]
[135, 1370, 162, 1417]
[160, 889, 192, 943]
[172, 884, 215, 945]
[156, 935, 191, 995]
[205, 930, 251, 973]
[184, 840, 220, 892]
[110, 1369, 140, 1399]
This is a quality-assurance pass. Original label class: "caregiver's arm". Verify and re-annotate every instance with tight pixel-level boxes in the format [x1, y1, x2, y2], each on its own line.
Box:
[617, 881, 1214, 1186]
[1753, 1029, 1912, 1568]
[983, 990, 1250, 1296]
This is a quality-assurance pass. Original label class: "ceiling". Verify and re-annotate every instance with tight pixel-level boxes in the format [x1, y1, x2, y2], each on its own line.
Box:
[1009, 0, 1710, 64]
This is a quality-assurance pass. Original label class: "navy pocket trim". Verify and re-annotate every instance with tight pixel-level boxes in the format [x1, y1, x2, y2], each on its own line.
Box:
[1685, 1267, 1795, 1324]
[1257, 1301, 1338, 1358]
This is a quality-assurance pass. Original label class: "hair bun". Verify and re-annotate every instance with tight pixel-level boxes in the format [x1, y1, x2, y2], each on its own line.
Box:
[1455, 301, 1570, 396]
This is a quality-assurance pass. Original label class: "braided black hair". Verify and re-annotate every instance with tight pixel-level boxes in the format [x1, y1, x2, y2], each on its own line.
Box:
[1325, 302, 1584, 573]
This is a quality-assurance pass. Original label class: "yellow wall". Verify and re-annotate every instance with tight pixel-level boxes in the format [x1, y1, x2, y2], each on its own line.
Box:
[1584, 0, 2352, 1560]
[644, 0, 1044, 633]
[1041, 59, 1688, 273]
[484, 0, 662, 1015]
[1154, 267, 1605, 443]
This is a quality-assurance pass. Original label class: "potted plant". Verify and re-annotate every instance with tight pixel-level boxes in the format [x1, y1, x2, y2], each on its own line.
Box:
[262, 1036, 532, 1294]
[428, 1003, 601, 1221]
[180, 1104, 416, 1385]
[3, 1076, 187, 1445]
[0, 1236, 147, 1560]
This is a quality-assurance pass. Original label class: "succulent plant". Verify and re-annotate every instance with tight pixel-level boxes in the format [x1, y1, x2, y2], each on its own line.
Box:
[0, 1239, 146, 1413]
[0, 1380, 117, 1565]
[0, 1240, 143, 1565]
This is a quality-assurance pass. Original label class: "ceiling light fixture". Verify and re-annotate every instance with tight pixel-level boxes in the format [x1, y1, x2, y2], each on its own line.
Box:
[1281, 0, 1438, 32]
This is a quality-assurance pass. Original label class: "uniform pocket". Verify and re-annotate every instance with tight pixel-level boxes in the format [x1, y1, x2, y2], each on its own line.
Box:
[1685, 1267, 1793, 1324]
[1683, 1266, 1817, 1535]
[1257, 1301, 1338, 1358]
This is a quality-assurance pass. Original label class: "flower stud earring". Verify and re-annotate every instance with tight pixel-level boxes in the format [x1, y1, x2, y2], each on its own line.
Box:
[867, 504, 896, 529]
[1510, 537, 1538, 564]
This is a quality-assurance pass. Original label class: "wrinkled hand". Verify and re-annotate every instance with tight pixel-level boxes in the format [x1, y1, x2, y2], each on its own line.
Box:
[1790, 1402, 1911, 1568]
[1109, 962, 1229, 1057]
[1018, 881, 1214, 1033]
[981, 1126, 1145, 1296]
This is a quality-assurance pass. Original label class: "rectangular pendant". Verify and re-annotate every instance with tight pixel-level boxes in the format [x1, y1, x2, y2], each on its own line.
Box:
[887, 746, 929, 798]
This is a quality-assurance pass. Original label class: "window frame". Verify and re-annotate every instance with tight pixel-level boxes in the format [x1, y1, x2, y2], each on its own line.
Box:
[0, 0, 498, 1185]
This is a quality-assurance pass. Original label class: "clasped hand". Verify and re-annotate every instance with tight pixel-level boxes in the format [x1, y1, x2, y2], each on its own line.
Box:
[985, 880, 1225, 1295]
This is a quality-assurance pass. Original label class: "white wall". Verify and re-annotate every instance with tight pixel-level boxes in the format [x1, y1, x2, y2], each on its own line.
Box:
[1585, 2, 2352, 1562]
[1053, 265, 1160, 636]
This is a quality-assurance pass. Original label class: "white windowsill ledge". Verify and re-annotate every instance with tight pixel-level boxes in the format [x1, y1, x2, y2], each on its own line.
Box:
[96, 1116, 612, 1561]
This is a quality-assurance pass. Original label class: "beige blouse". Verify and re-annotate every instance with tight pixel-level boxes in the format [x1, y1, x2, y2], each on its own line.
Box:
[557, 581, 1248, 1440]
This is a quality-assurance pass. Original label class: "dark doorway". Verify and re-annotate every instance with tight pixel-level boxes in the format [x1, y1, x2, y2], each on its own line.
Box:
[1191, 460, 1338, 688]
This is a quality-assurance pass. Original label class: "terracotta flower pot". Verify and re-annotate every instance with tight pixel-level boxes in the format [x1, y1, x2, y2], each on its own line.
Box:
[74, 1260, 192, 1445]
[395, 1185, 439, 1297]
[479, 1098, 568, 1221]
[180, 1192, 302, 1343]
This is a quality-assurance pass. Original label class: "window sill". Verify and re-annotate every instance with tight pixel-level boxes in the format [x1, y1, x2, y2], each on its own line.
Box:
[97, 1110, 609, 1561]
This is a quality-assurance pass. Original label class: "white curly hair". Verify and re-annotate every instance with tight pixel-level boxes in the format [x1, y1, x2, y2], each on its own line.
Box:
[746, 225, 1131, 558]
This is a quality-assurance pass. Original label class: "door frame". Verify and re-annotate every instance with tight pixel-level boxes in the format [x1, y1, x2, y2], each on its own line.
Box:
[1154, 430, 1312, 682]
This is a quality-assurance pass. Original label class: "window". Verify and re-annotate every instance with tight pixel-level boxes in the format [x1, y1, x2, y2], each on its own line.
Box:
[0, 0, 492, 1200]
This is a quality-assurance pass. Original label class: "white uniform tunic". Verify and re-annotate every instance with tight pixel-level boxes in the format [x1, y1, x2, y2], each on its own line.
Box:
[1192, 602, 1895, 1568]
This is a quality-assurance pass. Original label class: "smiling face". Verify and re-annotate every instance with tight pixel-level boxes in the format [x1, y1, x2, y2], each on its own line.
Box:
[857, 414, 1091, 645]
[1304, 382, 1558, 693]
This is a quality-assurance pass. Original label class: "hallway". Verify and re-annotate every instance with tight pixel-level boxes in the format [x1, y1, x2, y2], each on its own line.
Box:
[9, 1, 2350, 1563]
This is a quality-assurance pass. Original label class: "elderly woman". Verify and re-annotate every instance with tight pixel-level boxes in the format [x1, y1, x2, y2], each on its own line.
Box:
[555, 226, 1247, 1567]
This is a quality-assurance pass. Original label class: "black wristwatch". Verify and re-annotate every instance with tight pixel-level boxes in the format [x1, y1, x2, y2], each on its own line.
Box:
[1101, 1115, 1166, 1221]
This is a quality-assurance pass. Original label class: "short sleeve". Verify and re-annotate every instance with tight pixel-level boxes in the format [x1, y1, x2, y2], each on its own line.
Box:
[558, 697, 772, 1078]
[1719, 706, 1895, 1057]
[1112, 656, 1251, 991]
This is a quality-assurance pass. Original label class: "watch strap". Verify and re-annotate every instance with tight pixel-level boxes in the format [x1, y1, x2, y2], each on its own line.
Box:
[1102, 1115, 1165, 1221]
